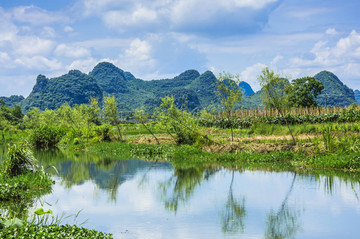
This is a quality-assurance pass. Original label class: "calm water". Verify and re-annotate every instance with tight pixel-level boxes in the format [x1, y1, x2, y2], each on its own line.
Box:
[1, 146, 360, 238]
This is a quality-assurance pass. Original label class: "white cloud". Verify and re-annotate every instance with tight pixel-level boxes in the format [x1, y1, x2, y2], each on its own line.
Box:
[78, 0, 280, 35]
[271, 55, 283, 65]
[285, 7, 329, 19]
[41, 26, 56, 38]
[290, 30, 360, 68]
[0, 52, 11, 63]
[103, 7, 158, 29]
[68, 58, 98, 73]
[0, 8, 18, 43]
[326, 28, 338, 35]
[55, 43, 91, 58]
[64, 26, 74, 32]
[14, 56, 62, 70]
[117, 38, 155, 73]
[13, 36, 56, 56]
[12, 5, 69, 25]
[240, 63, 266, 91]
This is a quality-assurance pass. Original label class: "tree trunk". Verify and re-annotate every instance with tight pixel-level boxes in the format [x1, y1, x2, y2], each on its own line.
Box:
[142, 122, 160, 145]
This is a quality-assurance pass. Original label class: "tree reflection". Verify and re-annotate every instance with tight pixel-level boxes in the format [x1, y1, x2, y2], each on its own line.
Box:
[265, 173, 301, 239]
[220, 170, 246, 234]
[159, 166, 218, 213]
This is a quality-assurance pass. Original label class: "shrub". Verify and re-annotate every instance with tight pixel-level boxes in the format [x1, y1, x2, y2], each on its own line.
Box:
[95, 125, 112, 141]
[2, 144, 38, 177]
[29, 125, 65, 148]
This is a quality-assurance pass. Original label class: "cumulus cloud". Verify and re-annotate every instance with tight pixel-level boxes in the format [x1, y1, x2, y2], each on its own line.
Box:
[68, 58, 98, 73]
[78, 0, 281, 35]
[13, 36, 56, 56]
[290, 30, 360, 68]
[326, 28, 338, 35]
[0, 8, 18, 43]
[55, 44, 91, 58]
[117, 38, 155, 74]
[103, 7, 158, 29]
[14, 56, 62, 70]
[12, 5, 69, 25]
[240, 63, 266, 91]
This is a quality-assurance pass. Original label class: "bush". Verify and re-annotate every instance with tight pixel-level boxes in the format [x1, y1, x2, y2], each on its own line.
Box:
[95, 125, 112, 141]
[2, 144, 37, 177]
[29, 125, 65, 148]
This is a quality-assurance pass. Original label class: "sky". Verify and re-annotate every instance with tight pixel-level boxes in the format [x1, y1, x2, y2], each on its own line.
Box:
[0, 0, 360, 97]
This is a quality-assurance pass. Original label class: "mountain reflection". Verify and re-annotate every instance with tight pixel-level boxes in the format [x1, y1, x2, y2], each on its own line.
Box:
[27, 147, 360, 238]
[35, 148, 172, 201]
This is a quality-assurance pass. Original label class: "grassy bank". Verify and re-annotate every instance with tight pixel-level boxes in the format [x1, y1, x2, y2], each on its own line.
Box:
[86, 140, 360, 172]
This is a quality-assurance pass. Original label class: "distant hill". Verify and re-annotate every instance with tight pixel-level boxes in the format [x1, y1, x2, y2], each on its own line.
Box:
[314, 71, 356, 107]
[0, 95, 24, 108]
[355, 90, 360, 104]
[8, 62, 357, 112]
[239, 81, 254, 96]
[20, 70, 103, 112]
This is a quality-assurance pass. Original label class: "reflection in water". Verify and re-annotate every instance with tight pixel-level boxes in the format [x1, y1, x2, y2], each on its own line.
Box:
[265, 173, 302, 239]
[159, 167, 209, 213]
[1, 145, 358, 238]
[220, 170, 246, 234]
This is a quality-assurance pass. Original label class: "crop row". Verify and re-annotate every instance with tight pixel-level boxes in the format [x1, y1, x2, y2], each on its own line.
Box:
[198, 108, 360, 129]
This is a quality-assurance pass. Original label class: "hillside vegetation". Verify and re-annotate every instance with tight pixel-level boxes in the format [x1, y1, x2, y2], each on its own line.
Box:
[2, 62, 357, 112]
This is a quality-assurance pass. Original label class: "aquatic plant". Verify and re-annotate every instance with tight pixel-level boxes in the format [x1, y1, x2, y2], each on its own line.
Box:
[2, 144, 37, 177]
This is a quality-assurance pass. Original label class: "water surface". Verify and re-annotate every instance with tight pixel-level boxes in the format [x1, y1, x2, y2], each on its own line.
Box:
[2, 147, 360, 238]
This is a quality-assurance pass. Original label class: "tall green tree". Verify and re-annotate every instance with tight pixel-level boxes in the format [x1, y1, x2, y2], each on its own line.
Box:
[216, 72, 243, 141]
[285, 76, 324, 108]
[257, 67, 296, 145]
[103, 96, 123, 141]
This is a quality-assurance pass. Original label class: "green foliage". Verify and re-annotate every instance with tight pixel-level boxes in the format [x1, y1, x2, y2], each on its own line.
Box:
[258, 67, 290, 110]
[103, 96, 123, 141]
[29, 125, 65, 148]
[89, 62, 129, 94]
[0, 95, 24, 108]
[134, 106, 160, 144]
[0, 223, 113, 238]
[315, 71, 356, 107]
[20, 70, 103, 112]
[157, 96, 200, 145]
[94, 125, 112, 142]
[216, 72, 243, 141]
[2, 144, 38, 177]
[285, 76, 324, 107]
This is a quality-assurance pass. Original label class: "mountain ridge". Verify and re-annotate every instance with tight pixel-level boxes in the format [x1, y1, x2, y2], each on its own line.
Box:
[2, 62, 357, 112]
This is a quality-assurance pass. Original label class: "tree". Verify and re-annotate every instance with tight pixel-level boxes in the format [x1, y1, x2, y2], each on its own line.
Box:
[156, 96, 199, 145]
[103, 96, 123, 141]
[285, 76, 324, 108]
[216, 72, 243, 141]
[257, 67, 296, 145]
[134, 106, 160, 144]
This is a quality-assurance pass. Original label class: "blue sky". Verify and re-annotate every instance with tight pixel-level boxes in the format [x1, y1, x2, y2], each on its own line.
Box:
[1, 0, 360, 97]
